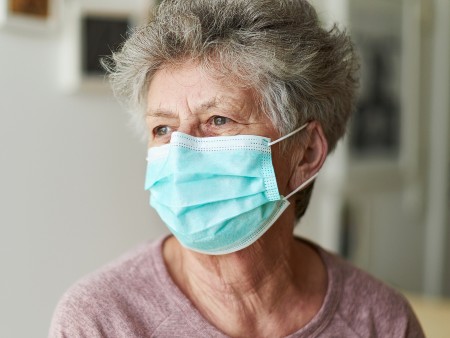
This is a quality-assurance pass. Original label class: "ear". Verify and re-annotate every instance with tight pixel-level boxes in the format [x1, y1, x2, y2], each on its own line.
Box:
[288, 121, 328, 191]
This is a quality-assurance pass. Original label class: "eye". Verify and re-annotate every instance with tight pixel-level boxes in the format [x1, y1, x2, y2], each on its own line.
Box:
[154, 125, 171, 137]
[211, 116, 229, 126]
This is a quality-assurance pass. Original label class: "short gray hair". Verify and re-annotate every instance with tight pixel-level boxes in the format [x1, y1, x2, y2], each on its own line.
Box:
[104, 0, 359, 218]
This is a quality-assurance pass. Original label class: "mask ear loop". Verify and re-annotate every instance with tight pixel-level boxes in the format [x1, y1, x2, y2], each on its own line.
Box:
[267, 122, 317, 199]
[268, 123, 309, 146]
[266, 122, 317, 199]
[284, 172, 318, 200]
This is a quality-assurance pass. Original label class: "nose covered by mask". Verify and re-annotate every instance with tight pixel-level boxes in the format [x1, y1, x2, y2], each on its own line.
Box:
[145, 123, 317, 255]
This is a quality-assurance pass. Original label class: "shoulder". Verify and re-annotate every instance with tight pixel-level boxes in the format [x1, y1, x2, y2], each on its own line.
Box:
[319, 248, 425, 338]
[49, 238, 172, 337]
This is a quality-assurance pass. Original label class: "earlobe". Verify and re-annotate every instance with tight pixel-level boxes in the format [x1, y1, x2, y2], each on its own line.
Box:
[289, 121, 328, 190]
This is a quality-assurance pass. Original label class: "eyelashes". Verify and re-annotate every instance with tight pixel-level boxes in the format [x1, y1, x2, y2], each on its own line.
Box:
[150, 115, 237, 141]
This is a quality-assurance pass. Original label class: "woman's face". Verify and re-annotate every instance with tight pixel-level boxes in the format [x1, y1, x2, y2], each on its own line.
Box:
[145, 62, 296, 196]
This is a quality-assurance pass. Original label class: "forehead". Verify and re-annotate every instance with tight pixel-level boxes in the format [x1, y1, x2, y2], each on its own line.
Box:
[146, 63, 258, 114]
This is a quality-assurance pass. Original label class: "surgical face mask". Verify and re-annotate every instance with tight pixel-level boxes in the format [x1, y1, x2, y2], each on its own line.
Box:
[145, 123, 317, 255]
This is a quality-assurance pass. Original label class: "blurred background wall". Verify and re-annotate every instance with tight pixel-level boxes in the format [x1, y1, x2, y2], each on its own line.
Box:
[0, 1, 167, 337]
[0, 0, 448, 337]
[301, 0, 450, 297]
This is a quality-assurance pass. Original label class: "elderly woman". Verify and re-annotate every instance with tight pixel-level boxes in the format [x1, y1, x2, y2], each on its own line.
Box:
[50, 0, 424, 337]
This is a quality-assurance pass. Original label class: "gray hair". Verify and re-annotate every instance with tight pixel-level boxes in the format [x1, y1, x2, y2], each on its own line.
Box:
[104, 0, 359, 218]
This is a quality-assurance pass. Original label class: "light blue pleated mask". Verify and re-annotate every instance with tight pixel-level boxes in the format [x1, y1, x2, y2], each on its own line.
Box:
[145, 123, 317, 255]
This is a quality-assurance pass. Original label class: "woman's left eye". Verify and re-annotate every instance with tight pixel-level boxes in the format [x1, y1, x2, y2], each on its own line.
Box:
[211, 116, 229, 126]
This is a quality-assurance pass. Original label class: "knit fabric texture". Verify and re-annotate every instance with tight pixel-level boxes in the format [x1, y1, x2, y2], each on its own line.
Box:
[49, 236, 424, 337]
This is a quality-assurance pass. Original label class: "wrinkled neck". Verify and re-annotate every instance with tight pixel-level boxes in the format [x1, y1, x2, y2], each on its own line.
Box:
[165, 207, 299, 299]
[162, 206, 328, 337]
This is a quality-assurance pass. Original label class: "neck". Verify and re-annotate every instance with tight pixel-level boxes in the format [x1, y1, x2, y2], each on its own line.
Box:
[163, 208, 327, 337]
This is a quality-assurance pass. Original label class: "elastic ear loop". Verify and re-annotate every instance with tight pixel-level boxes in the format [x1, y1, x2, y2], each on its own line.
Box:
[268, 123, 309, 146]
[267, 122, 317, 200]
[284, 172, 318, 200]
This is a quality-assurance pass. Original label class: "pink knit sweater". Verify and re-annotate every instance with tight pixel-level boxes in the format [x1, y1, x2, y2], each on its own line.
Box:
[49, 236, 424, 337]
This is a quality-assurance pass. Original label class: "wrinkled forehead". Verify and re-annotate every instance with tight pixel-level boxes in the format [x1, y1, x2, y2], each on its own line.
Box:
[146, 61, 265, 118]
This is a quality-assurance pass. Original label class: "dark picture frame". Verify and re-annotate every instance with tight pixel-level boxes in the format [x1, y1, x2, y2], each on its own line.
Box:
[349, 35, 401, 159]
[81, 15, 131, 76]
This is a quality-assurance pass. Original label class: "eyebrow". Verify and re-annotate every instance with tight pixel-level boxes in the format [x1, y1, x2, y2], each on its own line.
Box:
[146, 109, 177, 118]
[146, 97, 222, 118]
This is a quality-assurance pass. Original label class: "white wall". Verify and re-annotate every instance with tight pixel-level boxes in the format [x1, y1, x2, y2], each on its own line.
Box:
[0, 1, 166, 337]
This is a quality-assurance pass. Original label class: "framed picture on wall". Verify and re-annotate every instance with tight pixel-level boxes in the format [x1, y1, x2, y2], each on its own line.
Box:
[347, 0, 422, 188]
[349, 35, 401, 159]
[81, 15, 131, 77]
[0, 0, 60, 30]
[59, 0, 144, 93]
